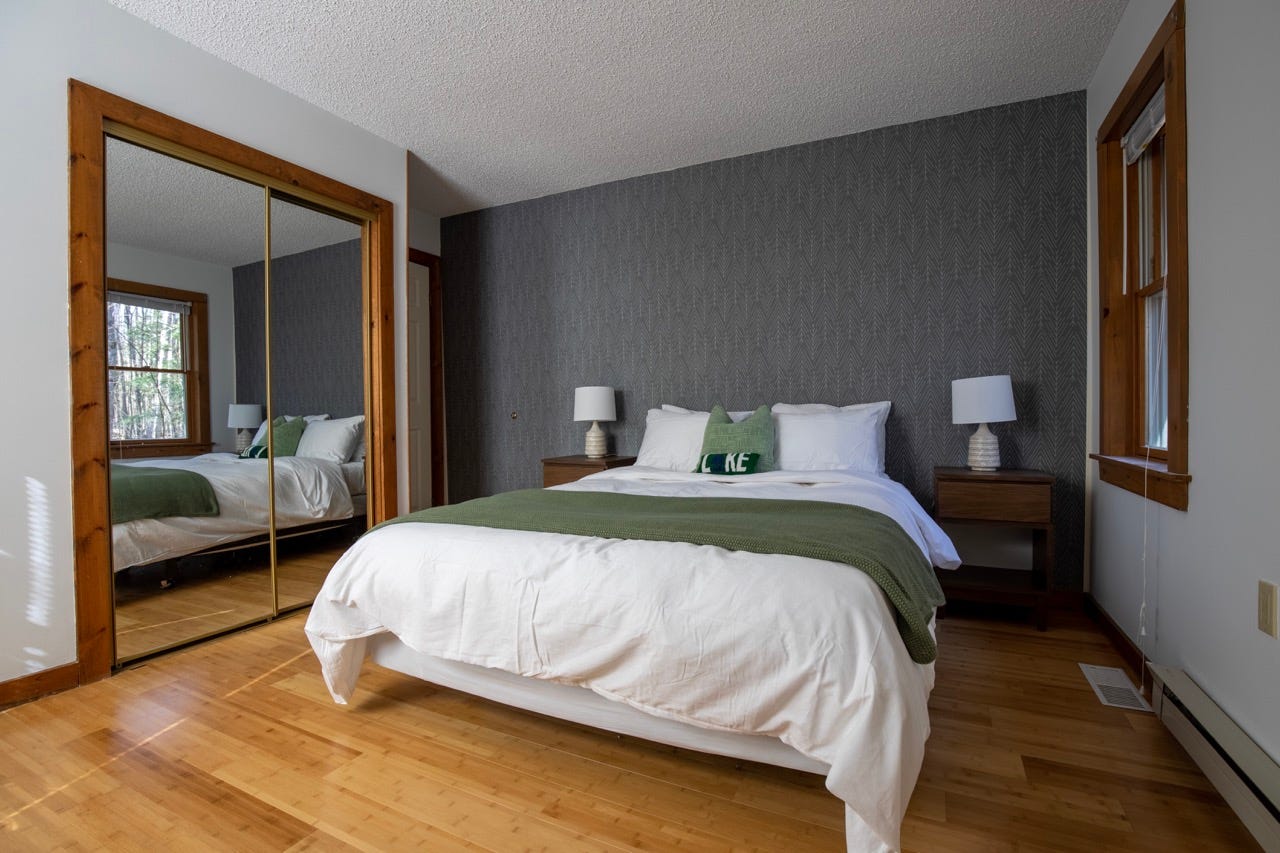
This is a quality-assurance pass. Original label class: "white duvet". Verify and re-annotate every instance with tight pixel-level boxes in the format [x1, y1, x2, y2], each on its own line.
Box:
[112, 452, 354, 570]
[306, 467, 959, 852]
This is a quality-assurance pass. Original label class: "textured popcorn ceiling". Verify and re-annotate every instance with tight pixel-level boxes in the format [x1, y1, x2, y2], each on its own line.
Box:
[107, 0, 1125, 216]
[107, 138, 360, 267]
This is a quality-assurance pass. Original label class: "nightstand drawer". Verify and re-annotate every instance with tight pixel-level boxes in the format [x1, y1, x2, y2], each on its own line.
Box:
[543, 465, 592, 488]
[936, 480, 1051, 524]
[542, 455, 636, 488]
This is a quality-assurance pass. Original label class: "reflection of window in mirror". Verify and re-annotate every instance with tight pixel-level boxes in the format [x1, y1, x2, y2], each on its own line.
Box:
[106, 135, 264, 458]
[106, 279, 209, 457]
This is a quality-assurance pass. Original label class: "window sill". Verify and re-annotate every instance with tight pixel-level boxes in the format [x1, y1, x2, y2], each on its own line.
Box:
[1090, 454, 1190, 510]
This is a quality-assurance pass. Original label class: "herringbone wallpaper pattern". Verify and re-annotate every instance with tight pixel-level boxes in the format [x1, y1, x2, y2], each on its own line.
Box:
[233, 239, 365, 420]
[442, 92, 1087, 587]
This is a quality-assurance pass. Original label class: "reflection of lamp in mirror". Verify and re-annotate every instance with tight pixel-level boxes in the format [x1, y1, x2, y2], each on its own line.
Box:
[951, 375, 1017, 471]
[228, 403, 263, 453]
[573, 386, 616, 458]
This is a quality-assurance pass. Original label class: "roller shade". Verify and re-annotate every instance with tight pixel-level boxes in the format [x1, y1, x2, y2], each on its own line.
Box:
[107, 290, 191, 315]
[1122, 84, 1166, 165]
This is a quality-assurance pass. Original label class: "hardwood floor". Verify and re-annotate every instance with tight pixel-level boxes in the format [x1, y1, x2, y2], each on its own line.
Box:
[0, 610, 1256, 851]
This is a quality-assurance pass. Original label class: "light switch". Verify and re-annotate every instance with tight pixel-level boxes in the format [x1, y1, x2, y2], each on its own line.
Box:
[1260, 580, 1279, 638]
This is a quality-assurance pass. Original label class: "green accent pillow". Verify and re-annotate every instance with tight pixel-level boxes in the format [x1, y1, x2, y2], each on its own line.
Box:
[238, 415, 307, 458]
[696, 405, 775, 473]
[272, 415, 307, 456]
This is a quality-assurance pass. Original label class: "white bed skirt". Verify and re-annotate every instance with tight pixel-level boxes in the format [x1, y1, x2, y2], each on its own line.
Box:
[368, 633, 830, 775]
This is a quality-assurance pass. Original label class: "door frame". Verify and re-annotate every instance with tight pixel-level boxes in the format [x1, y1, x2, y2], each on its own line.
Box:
[408, 248, 446, 507]
[68, 80, 397, 684]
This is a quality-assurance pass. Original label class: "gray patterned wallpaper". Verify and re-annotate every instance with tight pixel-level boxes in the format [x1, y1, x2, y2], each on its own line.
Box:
[442, 92, 1087, 588]
[233, 239, 365, 419]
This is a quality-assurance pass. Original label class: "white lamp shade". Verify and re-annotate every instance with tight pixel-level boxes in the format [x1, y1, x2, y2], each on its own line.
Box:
[228, 403, 264, 429]
[573, 386, 616, 422]
[951, 375, 1016, 425]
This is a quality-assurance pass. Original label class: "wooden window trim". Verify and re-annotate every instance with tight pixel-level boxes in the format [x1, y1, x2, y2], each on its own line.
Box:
[1090, 454, 1190, 512]
[1095, 0, 1188, 510]
[106, 277, 212, 457]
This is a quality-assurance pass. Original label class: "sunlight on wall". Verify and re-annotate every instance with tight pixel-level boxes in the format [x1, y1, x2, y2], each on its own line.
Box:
[23, 476, 53, 672]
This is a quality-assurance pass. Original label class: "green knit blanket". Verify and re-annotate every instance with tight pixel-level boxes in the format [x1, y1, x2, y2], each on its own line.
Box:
[110, 463, 219, 524]
[378, 489, 945, 663]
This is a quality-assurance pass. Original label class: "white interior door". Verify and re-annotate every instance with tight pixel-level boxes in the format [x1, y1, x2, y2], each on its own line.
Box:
[407, 261, 432, 511]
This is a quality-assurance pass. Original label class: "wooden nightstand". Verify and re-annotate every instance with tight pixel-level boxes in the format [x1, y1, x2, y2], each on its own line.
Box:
[933, 466, 1055, 630]
[541, 454, 636, 487]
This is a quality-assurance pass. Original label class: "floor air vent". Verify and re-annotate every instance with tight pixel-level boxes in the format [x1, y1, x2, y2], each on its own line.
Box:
[1079, 663, 1152, 712]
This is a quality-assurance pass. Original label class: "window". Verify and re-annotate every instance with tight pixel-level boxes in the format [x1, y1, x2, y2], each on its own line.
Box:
[1092, 0, 1189, 509]
[106, 278, 211, 457]
[1127, 94, 1169, 456]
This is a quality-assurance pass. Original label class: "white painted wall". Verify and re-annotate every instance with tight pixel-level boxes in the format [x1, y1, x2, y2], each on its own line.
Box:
[1087, 0, 1280, 762]
[409, 207, 442, 256]
[0, 0, 409, 683]
[106, 242, 238, 452]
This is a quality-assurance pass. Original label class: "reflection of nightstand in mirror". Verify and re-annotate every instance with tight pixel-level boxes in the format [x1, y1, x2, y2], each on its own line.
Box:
[541, 455, 636, 488]
[933, 467, 1055, 630]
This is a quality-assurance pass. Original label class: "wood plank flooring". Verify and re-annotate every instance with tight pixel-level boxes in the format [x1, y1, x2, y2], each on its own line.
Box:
[0, 609, 1257, 851]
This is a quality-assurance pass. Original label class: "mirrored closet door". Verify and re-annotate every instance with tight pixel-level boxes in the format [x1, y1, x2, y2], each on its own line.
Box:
[266, 193, 366, 614]
[105, 137, 373, 664]
[107, 138, 275, 661]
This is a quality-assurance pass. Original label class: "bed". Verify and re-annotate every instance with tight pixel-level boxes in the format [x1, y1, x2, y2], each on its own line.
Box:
[306, 459, 960, 852]
[111, 452, 365, 570]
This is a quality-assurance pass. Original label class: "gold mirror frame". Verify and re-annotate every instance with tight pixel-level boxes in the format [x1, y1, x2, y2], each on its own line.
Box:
[69, 80, 397, 683]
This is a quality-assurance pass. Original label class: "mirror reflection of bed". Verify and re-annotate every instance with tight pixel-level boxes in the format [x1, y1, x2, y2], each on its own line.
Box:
[106, 137, 368, 662]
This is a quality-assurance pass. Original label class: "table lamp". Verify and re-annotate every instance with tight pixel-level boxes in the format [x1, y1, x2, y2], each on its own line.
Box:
[573, 386, 616, 458]
[951, 375, 1016, 471]
[228, 403, 264, 453]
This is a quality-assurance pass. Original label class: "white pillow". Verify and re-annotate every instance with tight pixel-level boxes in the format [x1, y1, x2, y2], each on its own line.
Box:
[295, 415, 364, 463]
[772, 402, 888, 415]
[771, 401, 891, 473]
[660, 404, 754, 422]
[773, 401, 891, 471]
[250, 413, 329, 446]
[635, 408, 711, 471]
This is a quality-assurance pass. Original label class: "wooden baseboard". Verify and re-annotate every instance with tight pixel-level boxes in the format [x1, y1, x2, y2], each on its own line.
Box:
[0, 661, 79, 709]
[1051, 589, 1084, 608]
[1083, 593, 1146, 683]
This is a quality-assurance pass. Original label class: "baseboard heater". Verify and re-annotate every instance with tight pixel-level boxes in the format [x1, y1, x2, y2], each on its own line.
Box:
[1149, 665, 1280, 851]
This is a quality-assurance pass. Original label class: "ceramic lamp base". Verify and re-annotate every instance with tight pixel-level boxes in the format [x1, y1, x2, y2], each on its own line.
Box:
[584, 421, 606, 458]
[236, 429, 253, 453]
[967, 422, 1000, 471]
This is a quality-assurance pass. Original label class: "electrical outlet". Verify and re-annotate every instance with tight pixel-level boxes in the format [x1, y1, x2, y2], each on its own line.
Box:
[1260, 581, 1279, 638]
